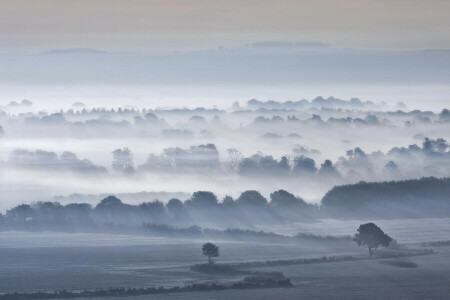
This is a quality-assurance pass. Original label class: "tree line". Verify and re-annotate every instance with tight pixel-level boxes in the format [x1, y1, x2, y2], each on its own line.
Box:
[1, 177, 449, 233]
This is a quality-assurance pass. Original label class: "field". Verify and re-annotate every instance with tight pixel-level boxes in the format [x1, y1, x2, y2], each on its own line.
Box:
[0, 218, 449, 299]
[86, 248, 449, 300]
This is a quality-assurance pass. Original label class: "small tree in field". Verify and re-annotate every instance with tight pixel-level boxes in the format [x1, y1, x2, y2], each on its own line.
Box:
[353, 223, 392, 257]
[202, 242, 219, 264]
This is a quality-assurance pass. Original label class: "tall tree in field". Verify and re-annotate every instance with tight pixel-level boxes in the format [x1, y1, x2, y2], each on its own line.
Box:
[202, 242, 219, 264]
[353, 223, 392, 257]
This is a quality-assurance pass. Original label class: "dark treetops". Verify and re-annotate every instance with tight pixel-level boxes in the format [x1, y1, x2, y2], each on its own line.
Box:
[202, 242, 220, 264]
[353, 223, 392, 257]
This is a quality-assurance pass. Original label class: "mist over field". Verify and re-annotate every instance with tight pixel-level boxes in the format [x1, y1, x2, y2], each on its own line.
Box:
[1, 1, 450, 299]
[1, 86, 449, 210]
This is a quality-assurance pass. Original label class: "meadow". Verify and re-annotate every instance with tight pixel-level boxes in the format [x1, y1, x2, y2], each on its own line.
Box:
[1, 218, 449, 299]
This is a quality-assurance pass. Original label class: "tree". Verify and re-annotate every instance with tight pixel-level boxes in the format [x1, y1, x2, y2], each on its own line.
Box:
[238, 158, 260, 175]
[439, 108, 450, 121]
[423, 137, 449, 154]
[270, 190, 307, 208]
[353, 223, 392, 257]
[237, 190, 267, 207]
[222, 195, 236, 208]
[166, 198, 183, 215]
[292, 155, 317, 174]
[318, 159, 340, 177]
[112, 148, 134, 173]
[189, 191, 218, 207]
[202, 242, 219, 264]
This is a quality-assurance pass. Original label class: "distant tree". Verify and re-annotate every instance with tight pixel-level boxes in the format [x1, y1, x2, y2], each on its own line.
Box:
[34, 202, 70, 230]
[439, 109, 450, 121]
[222, 195, 236, 207]
[65, 203, 93, 228]
[318, 159, 340, 177]
[112, 148, 134, 173]
[95, 195, 124, 211]
[423, 137, 449, 154]
[202, 242, 219, 264]
[6, 204, 35, 223]
[292, 155, 317, 174]
[270, 190, 307, 208]
[383, 161, 401, 177]
[278, 156, 290, 175]
[144, 112, 158, 121]
[189, 191, 218, 207]
[364, 115, 380, 125]
[94, 196, 135, 224]
[139, 200, 165, 219]
[346, 147, 366, 158]
[237, 190, 267, 207]
[353, 223, 392, 257]
[238, 157, 260, 175]
[189, 115, 206, 123]
[166, 198, 184, 214]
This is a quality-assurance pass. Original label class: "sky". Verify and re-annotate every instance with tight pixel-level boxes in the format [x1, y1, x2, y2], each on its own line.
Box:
[1, 0, 450, 53]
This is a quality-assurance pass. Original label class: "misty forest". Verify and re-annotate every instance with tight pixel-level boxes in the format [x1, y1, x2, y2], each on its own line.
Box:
[1, 1, 450, 299]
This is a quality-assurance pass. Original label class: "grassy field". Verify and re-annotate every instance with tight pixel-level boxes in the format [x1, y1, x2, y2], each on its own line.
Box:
[0, 234, 363, 293]
[1, 218, 449, 299]
[78, 247, 450, 300]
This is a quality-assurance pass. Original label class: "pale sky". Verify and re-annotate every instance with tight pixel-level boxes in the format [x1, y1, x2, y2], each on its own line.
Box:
[0, 0, 449, 53]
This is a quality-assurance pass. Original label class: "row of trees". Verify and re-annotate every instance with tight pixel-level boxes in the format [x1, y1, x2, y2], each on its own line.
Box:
[1, 176, 448, 233]
[0, 190, 318, 232]
[5, 135, 447, 181]
[110, 146, 341, 177]
[321, 177, 450, 218]
[238, 154, 340, 177]
[111, 137, 449, 180]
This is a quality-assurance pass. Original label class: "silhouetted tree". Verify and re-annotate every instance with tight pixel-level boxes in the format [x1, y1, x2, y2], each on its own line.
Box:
[237, 190, 267, 207]
[6, 204, 35, 223]
[383, 160, 401, 177]
[353, 223, 392, 257]
[321, 177, 450, 218]
[188, 191, 218, 208]
[439, 109, 450, 121]
[166, 198, 183, 215]
[224, 148, 243, 172]
[238, 158, 260, 175]
[34, 202, 71, 230]
[202, 242, 219, 264]
[112, 148, 134, 173]
[423, 137, 449, 154]
[95, 195, 133, 223]
[292, 155, 317, 174]
[139, 200, 165, 220]
[270, 190, 307, 208]
[222, 195, 236, 208]
[318, 159, 340, 177]
[278, 156, 290, 175]
[346, 147, 366, 158]
[65, 203, 94, 229]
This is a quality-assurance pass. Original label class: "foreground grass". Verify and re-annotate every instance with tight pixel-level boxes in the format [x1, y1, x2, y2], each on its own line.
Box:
[0, 273, 292, 300]
[0, 249, 434, 300]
